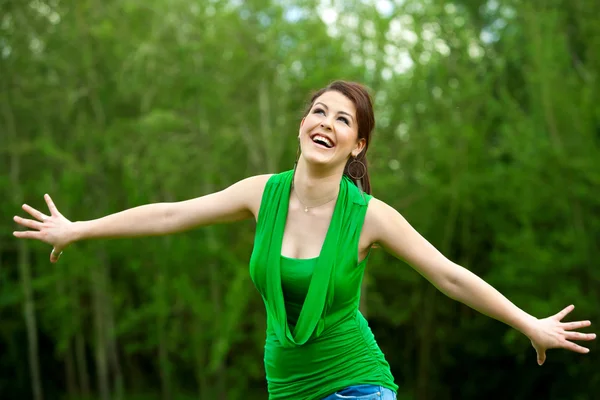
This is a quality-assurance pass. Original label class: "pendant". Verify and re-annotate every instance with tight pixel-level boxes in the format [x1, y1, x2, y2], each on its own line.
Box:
[304, 207, 309, 213]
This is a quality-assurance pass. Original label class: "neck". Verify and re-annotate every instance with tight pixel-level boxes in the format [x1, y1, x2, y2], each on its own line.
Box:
[292, 157, 344, 206]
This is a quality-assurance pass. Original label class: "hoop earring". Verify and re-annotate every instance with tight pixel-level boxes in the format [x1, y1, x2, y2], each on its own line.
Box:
[347, 157, 366, 180]
[347, 157, 366, 194]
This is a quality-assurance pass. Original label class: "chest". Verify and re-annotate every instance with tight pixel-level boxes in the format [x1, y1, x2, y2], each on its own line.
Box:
[280, 202, 333, 260]
[280, 206, 373, 262]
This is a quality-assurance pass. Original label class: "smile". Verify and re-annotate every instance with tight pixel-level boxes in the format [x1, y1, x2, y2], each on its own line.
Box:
[310, 134, 334, 149]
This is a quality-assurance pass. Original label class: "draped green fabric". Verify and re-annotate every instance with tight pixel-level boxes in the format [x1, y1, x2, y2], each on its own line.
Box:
[250, 169, 350, 347]
[249, 170, 398, 399]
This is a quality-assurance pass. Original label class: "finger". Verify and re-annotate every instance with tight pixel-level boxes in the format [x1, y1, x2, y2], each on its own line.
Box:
[44, 194, 61, 217]
[13, 216, 44, 230]
[554, 304, 575, 321]
[564, 341, 590, 354]
[564, 331, 596, 342]
[50, 248, 63, 263]
[537, 350, 546, 366]
[13, 230, 42, 240]
[22, 204, 49, 221]
[562, 320, 591, 330]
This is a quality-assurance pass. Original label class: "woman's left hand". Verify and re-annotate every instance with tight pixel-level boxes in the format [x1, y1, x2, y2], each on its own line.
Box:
[528, 305, 595, 365]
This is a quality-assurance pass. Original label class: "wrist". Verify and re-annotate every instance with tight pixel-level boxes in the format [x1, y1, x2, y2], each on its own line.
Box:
[518, 313, 540, 339]
[69, 221, 86, 244]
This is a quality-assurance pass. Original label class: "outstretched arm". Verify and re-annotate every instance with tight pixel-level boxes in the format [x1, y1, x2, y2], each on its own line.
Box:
[364, 198, 596, 365]
[13, 174, 271, 263]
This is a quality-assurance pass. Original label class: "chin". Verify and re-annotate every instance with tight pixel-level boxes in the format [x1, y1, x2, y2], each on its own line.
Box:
[299, 136, 346, 167]
[301, 149, 339, 167]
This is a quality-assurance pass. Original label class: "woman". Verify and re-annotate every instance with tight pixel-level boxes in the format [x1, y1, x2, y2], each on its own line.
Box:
[13, 81, 595, 400]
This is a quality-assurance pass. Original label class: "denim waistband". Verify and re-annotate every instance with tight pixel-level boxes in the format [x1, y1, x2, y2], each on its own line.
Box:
[321, 384, 397, 400]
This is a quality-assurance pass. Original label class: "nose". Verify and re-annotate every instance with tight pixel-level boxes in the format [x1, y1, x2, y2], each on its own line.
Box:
[320, 121, 332, 131]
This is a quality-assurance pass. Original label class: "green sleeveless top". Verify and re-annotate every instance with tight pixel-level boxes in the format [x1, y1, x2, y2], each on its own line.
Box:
[249, 171, 397, 399]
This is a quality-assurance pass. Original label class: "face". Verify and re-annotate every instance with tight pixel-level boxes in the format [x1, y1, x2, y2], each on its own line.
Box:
[298, 90, 365, 168]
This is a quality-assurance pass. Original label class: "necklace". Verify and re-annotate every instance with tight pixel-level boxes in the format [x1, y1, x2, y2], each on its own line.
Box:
[294, 189, 338, 213]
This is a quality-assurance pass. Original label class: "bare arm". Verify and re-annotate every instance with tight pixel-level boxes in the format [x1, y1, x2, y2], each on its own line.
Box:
[364, 197, 595, 364]
[13, 174, 271, 261]
[72, 174, 270, 240]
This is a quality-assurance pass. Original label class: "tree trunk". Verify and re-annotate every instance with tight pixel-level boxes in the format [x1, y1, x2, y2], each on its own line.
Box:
[207, 247, 226, 400]
[91, 261, 111, 400]
[415, 284, 437, 400]
[415, 149, 463, 400]
[55, 270, 79, 397]
[4, 88, 44, 400]
[64, 340, 78, 398]
[158, 323, 172, 400]
[76, 331, 91, 397]
[156, 269, 173, 400]
[18, 240, 44, 400]
[194, 319, 208, 400]
[100, 250, 124, 400]
[75, 1, 112, 394]
[201, 176, 227, 400]
[258, 78, 277, 173]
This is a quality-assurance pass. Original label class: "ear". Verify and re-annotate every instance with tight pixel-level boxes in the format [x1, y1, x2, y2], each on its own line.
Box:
[352, 138, 366, 157]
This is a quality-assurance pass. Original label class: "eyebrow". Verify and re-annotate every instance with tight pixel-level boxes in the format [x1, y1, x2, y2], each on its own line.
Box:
[314, 102, 355, 123]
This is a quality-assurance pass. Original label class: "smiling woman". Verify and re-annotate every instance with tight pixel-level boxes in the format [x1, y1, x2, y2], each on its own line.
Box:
[12, 80, 596, 400]
[298, 81, 375, 195]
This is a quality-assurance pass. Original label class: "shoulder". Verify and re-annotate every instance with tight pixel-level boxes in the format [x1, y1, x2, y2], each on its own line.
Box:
[234, 172, 284, 219]
[236, 173, 275, 188]
[364, 197, 392, 224]
[236, 172, 274, 199]
[362, 197, 400, 245]
[367, 195, 395, 212]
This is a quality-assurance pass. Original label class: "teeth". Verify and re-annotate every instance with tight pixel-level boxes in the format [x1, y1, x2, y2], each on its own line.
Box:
[313, 135, 333, 147]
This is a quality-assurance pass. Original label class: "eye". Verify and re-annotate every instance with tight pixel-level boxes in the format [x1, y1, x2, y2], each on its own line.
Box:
[313, 107, 326, 115]
[338, 116, 350, 125]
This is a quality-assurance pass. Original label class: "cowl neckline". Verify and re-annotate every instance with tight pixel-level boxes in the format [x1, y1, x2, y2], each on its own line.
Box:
[260, 170, 353, 347]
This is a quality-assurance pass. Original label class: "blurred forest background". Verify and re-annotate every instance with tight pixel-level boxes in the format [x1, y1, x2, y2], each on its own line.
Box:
[1, 0, 599, 399]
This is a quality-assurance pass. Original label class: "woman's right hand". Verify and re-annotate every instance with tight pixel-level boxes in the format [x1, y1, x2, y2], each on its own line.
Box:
[13, 194, 74, 263]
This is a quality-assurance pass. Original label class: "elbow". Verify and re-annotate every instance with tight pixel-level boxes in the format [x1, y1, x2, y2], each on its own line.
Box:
[160, 203, 179, 234]
[437, 264, 464, 300]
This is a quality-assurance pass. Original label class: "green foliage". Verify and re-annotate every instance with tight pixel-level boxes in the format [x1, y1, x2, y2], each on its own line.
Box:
[1, 0, 598, 399]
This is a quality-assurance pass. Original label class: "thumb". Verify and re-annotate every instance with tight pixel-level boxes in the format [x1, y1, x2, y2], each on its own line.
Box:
[537, 350, 546, 366]
[50, 248, 63, 264]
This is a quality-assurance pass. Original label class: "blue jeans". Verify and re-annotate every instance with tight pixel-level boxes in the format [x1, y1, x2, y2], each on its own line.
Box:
[321, 384, 397, 400]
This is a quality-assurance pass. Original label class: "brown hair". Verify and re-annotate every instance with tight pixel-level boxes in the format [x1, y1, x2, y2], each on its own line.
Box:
[303, 80, 375, 194]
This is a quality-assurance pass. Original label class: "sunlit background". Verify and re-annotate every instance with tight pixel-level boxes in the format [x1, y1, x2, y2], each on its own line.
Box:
[1, 0, 599, 399]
